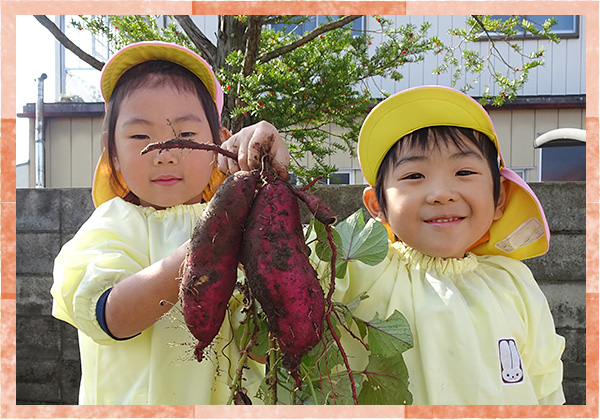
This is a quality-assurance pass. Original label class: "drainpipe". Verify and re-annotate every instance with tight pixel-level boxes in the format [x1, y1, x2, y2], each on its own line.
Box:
[35, 73, 47, 188]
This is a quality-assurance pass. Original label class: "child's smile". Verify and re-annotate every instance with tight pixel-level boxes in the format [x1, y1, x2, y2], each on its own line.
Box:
[425, 215, 464, 227]
[379, 140, 504, 259]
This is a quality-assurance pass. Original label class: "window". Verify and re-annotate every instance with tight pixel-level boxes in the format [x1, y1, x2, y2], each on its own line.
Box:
[535, 128, 586, 181]
[487, 15, 579, 39]
[288, 170, 353, 186]
[58, 15, 110, 102]
[271, 16, 363, 36]
[317, 171, 352, 185]
[509, 167, 535, 182]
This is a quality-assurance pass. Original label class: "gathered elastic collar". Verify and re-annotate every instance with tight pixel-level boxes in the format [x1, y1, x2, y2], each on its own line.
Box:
[391, 241, 479, 275]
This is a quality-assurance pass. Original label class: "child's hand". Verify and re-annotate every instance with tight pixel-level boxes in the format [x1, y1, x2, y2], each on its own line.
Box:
[218, 121, 290, 181]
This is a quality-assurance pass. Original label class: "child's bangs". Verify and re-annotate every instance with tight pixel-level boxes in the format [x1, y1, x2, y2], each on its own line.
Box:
[393, 126, 491, 158]
[116, 69, 198, 103]
[375, 125, 501, 215]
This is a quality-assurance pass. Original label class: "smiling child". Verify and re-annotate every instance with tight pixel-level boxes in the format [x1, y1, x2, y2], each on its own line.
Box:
[333, 85, 565, 404]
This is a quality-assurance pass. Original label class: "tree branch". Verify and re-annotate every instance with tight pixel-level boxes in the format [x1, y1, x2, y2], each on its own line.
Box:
[259, 15, 362, 64]
[471, 15, 515, 70]
[34, 15, 104, 71]
[173, 15, 217, 67]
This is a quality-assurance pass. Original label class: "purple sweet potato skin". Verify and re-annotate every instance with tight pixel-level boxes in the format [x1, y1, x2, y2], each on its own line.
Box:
[179, 170, 258, 361]
[241, 179, 325, 371]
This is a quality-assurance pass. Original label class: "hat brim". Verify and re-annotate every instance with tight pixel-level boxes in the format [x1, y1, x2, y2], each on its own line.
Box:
[101, 41, 223, 116]
[358, 85, 501, 187]
[92, 149, 129, 207]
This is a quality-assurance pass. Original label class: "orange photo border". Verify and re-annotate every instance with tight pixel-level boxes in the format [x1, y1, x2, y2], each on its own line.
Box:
[1, 1, 598, 418]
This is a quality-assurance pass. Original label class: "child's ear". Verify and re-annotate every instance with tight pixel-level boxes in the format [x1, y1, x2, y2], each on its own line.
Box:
[493, 176, 510, 221]
[363, 187, 388, 224]
[219, 127, 232, 143]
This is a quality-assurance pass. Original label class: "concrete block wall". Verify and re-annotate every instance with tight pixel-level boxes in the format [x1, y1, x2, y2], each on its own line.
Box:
[16, 182, 587, 405]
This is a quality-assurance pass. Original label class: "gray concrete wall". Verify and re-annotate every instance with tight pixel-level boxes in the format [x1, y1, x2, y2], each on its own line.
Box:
[16, 182, 587, 405]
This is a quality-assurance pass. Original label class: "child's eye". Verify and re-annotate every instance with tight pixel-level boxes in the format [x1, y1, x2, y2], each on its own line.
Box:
[456, 170, 476, 176]
[402, 173, 424, 180]
[179, 132, 196, 138]
[131, 134, 150, 140]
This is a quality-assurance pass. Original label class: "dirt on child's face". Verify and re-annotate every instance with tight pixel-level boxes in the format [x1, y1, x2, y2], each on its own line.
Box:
[381, 140, 503, 259]
[113, 85, 216, 209]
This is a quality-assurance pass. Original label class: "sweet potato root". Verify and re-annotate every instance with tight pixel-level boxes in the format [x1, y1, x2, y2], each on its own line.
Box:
[241, 176, 326, 374]
[179, 170, 259, 361]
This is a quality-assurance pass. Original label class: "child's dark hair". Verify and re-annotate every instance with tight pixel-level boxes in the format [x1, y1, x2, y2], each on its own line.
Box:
[375, 126, 501, 218]
[102, 60, 222, 204]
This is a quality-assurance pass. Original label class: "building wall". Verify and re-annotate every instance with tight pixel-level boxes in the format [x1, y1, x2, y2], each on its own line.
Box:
[291, 107, 586, 185]
[25, 114, 105, 188]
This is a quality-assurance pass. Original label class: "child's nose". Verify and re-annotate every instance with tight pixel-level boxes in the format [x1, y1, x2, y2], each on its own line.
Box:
[153, 149, 178, 165]
[426, 181, 457, 204]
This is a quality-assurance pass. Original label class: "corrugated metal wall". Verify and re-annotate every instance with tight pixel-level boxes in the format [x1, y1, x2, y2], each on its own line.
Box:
[364, 15, 586, 97]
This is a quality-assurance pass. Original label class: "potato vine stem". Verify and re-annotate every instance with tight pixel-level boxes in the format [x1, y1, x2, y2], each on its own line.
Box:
[227, 299, 260, 405]
[140, 138, 238, 160]
[324, 224, 359, 404]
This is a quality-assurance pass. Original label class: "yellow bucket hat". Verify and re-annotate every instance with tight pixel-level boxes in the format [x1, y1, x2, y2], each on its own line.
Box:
[358, 85, 550, 260]
[92, 41, 226, 207]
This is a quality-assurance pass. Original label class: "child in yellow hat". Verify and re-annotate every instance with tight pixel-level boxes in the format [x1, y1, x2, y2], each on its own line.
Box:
[332, 85, 565, 404]
[51, 41, 289, 404]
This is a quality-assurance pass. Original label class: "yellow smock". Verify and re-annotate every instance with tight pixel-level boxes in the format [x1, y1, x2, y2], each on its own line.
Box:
[51, 197, 264, 405]
[329, 241, 565, 405]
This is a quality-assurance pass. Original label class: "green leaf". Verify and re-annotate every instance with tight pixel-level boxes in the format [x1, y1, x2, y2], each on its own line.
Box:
[315, 371, 364, 405]
[314, 219, 343, 262]
[334, 209, 390, 266]
[359, 310, 413, 358]
[357, 353, 412, 405]
[313, 210, 388, 279]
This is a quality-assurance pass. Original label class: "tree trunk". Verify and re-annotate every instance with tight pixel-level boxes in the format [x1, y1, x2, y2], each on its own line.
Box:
[216, 16, 250, 131]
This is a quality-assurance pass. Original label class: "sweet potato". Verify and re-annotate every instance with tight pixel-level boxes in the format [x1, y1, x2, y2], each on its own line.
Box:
[241, 176, 325, 374]
[179, 170, 259, 361]
[292, 188, 337, 226]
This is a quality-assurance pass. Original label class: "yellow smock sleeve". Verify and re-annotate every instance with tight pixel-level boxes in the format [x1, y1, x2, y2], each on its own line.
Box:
[51, 198, 153, 345]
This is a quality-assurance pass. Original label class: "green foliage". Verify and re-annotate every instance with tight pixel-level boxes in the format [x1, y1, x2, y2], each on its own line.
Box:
[434, 15, 559, 105]
[256, 301, 413, 405]
[70, 15, 194, 52]
[218, 16, 436, 183]
[244, 209, 413, 405]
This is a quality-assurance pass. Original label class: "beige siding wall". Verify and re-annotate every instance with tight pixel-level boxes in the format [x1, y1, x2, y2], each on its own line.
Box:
[28, 116, 104, 188]
[366, 15, 586, 98]
[489, 108, 586, 181]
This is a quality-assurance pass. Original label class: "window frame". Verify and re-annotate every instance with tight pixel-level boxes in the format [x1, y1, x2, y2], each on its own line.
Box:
[480, 15, 580, 40]
[270, 15, 364, 37]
